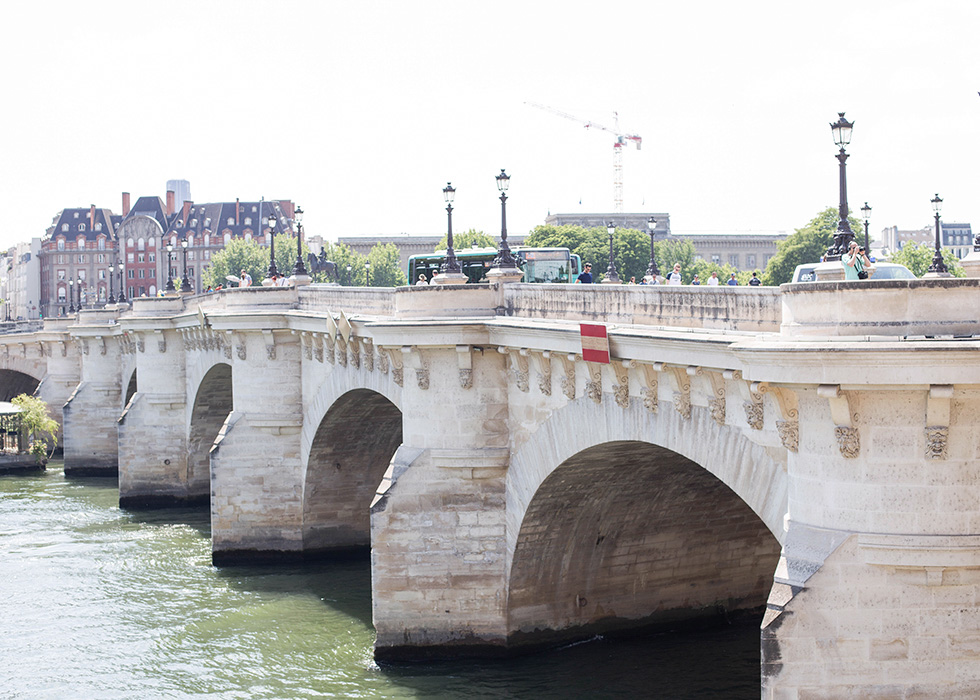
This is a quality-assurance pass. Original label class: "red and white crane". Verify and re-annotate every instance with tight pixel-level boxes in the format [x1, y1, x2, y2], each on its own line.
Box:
[527, 101, 642, 212]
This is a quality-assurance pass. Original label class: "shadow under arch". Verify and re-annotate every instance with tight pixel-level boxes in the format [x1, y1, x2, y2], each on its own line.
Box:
[304, 388, 402, 556]
[0, 369, 40, 402]
[123, 369, 137, 409]
[187, 362, 232, 504]
[507, 439, 781, 649]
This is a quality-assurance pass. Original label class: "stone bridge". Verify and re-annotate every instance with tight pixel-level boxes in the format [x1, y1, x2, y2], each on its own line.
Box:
[8, 279, 980, 699]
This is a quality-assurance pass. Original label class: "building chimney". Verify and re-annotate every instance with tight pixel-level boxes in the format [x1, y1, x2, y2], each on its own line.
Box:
[166, 190, 175, 216]
[122, 192, 131, 216]
[182, 200, 192, 228]
[235, 198, 240, 226]
[89, 204, 96, 232]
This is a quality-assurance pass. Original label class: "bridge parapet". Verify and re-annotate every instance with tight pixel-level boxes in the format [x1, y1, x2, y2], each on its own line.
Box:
[781, 277, 980, 337]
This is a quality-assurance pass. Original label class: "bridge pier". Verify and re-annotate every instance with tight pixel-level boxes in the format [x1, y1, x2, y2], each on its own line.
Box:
[371, 346, 511, 659]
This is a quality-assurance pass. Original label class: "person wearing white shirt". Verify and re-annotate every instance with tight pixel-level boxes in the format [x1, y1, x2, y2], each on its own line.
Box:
[666, 263, 683, 285]
[707, 271, 720, 286]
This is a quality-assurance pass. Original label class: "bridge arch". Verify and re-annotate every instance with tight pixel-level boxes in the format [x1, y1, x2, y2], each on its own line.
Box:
[302, 369, 403, 554]
[187, 362, 233, 501]
[505, 396, 787, 646]
[0, 368, 41, 402]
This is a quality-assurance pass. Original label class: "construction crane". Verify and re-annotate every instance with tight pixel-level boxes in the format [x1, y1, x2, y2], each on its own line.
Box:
[526, 101, 642, 212]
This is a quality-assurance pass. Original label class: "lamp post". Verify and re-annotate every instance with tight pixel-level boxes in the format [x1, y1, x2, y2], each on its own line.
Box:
[927, 193, 950, 276]
[266, 216, 279, 280]
[860, 202, 872, 254]
[108, 263, 115, 304]
[824, 112, 855, 261]
[180, 240, 192, 293]
[602, 222, 621, 284]
[346, 264, 352, 286]
[291, 206, 308, 279]
[165, 244, 176, 293]
[442, 182, 460, 274]
[117, 266, 126, 302]
[68, 279, 75, 313]
[364, 261, 371, 286]
[491, 169, 516, 270]
[646, 217, 660, 279]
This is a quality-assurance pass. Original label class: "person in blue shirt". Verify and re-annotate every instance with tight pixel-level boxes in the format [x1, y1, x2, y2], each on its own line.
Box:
[576, 263, 593, 283]
[727, 273, 739, 286]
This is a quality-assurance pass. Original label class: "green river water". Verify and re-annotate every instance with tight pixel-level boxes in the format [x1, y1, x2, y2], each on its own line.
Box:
[1, 464, 761, 699]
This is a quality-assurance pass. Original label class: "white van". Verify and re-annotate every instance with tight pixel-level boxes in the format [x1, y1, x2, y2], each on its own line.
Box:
[791, 261, 915, 283]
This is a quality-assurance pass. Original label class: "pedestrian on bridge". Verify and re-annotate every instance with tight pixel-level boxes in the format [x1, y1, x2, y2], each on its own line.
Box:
[576, 263, 593, 284]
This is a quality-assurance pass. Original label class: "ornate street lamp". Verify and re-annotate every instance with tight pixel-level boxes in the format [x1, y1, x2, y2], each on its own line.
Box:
[117, 266, 126, 302]
[364, 261, 371, 286]
[267, 216, 279, 279]
[165, 244, 176, 293]
[860, 202, 872, 254]
[68, 279, 75, 313]
[180, 240, 192, 292]
[824, 112, 855, 261]
[292, 206, 308, 277]
[108, 263, 115, 304]
[346, 264, 352, 286]
[491, 169, 517, 269]
[442, 183, 460, 274]
[927, 193, 949, 275]
[646, 217, 660, 278]
[603, 222, 621, 284]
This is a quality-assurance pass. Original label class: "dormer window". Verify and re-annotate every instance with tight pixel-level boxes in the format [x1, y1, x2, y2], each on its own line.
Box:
[94, 223, 102, 232]
[251, 206, 257, 213]
[57, 238, 65, 251]
[77, 236, 86, 248]
[73, 212, 79, 218]
[61, 224, 68, 232]
[204, 218, 211, 227]
[244, 217, 252, 225]
[227, 218, 234, 226]
[78, 223, 86, 232]
[190, 219, 197, 228]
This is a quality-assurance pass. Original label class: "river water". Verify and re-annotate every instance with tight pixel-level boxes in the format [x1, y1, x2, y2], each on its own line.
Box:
[1, 464, 761, 699]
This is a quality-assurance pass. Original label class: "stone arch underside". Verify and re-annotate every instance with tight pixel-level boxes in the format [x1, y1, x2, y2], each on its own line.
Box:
[507, 439, 782, 646]
[187, 363, 232, 500]
[304, 388, 402, 553]
[124, 369, 137, 409]
[0, 369, 40, 402]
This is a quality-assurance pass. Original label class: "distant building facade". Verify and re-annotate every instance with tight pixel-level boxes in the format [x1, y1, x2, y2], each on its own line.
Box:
[942, 223, 973, 259]
[881, 223, 973, 259]
[544, 212, 670, 237]
[674, 232, 787, 271]
[38, 206, 121, 318]
[5, 239, 41, 319]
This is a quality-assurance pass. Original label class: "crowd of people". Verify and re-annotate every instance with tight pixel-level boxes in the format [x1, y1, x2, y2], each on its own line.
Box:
[574, 264, 762, 286]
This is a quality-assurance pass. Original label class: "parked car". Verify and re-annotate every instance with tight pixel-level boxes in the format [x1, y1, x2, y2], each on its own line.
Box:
[791, 261, 915, 283]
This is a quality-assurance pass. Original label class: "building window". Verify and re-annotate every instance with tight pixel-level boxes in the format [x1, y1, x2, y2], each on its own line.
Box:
[244, 217, 252, 226]
[97, 237, 105, 250]
[137, 253, 145, 263]
[138, 238, 145, 251]
[149, 285, 157, 296]
[227, 218, 234, 226]
[149, 252, 155, 262]
[77, 254, 86, 264]
[149, 269, 155, 278]
[97, 254, 105, 264]
[204, 250, 210, 260]
[57, 238, 65, 250]
[139, 269, 145, 279]
[77, 236, 86, 248]
[203, 234, 210, 247]
[223, 232, 231, 244]
[78, 223, 86, 232]
[188, 251, 195, 261]
[78, 270, 86, 281]
[57, 255, 65, 264]
[729, 254, 740, 267]
[129, 286, 134, 298]
[711, 254, 720, 264]
[95, 223, 102, 232]
[128, 269, 135, 279]
[746, 254, 757, 268]
[98, 270, 106, 280]
[58, 287, 66, 302]
[61, 224, 69, 232]
[127, 253, 134, 263]
[58, 270, 66, 281]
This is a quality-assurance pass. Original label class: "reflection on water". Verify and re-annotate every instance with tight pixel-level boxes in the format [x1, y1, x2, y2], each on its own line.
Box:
[1, 464, 760, 699]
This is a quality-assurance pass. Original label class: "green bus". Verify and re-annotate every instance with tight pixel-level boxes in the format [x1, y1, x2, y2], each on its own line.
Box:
[408, 247, 581, 284]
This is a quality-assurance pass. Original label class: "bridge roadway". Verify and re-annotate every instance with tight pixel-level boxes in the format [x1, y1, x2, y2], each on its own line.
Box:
[2, 278, 980, 699]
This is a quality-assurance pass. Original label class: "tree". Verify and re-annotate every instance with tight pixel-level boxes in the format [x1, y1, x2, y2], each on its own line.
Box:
[525, 224, 654, 283]
[11, 394, 58, 463]
[887, 242, 965, 278]
[654, 238, 699, 283]
[367, 243, 407, 287]
[435, 229, 495, 252]
[272, 232, 310, 280]
[761, 207, 864, 286]
[202, 238, 267, 289]
[328, 243, 369, 286]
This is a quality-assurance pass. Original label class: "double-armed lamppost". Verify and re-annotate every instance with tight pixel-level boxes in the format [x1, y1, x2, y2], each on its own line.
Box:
[927, 193, 950, 276]
[267, 216, 279, 280]
[165, 244, 176, 293]
[646, 216, 660, 279]
[292, 206, 308, 278]
[442, 182, 460, 274]
[68, 279, 75, 313]
[824, 112, 856, 261]
[602, 222, 621, 284]
[180, 240, 192, 293]
[491, 169, 517, 270]
[860, 202, 872, 254]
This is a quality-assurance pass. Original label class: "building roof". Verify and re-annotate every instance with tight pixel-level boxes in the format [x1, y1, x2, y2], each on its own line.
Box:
[46, 207, 121, 242]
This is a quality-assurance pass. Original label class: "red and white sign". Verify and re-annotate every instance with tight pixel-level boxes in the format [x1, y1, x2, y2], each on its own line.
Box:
[580, 323, 610, 364]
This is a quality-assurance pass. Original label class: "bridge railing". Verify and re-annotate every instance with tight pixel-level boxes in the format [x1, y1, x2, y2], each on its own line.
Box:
[499, 283, 783, 332]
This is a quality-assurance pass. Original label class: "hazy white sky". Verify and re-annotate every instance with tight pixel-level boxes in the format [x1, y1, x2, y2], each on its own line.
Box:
[2, 1, 977, 251]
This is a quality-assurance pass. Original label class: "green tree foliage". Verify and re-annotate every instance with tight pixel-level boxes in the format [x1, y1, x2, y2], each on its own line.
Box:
[366, 243, 407, 287]
[328, 243, 369, 286]
[525, 224, 660, 283]
[690, 259, 748, 285]
[654, 239, 699, 283]
[436, 229, 495, 252]
[761, 207, 863, 286]
[202, 238, 268, 289]
[11, 394, 58, 463]
[886, 242, 965, 278]
[271, 232, 310, 280]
